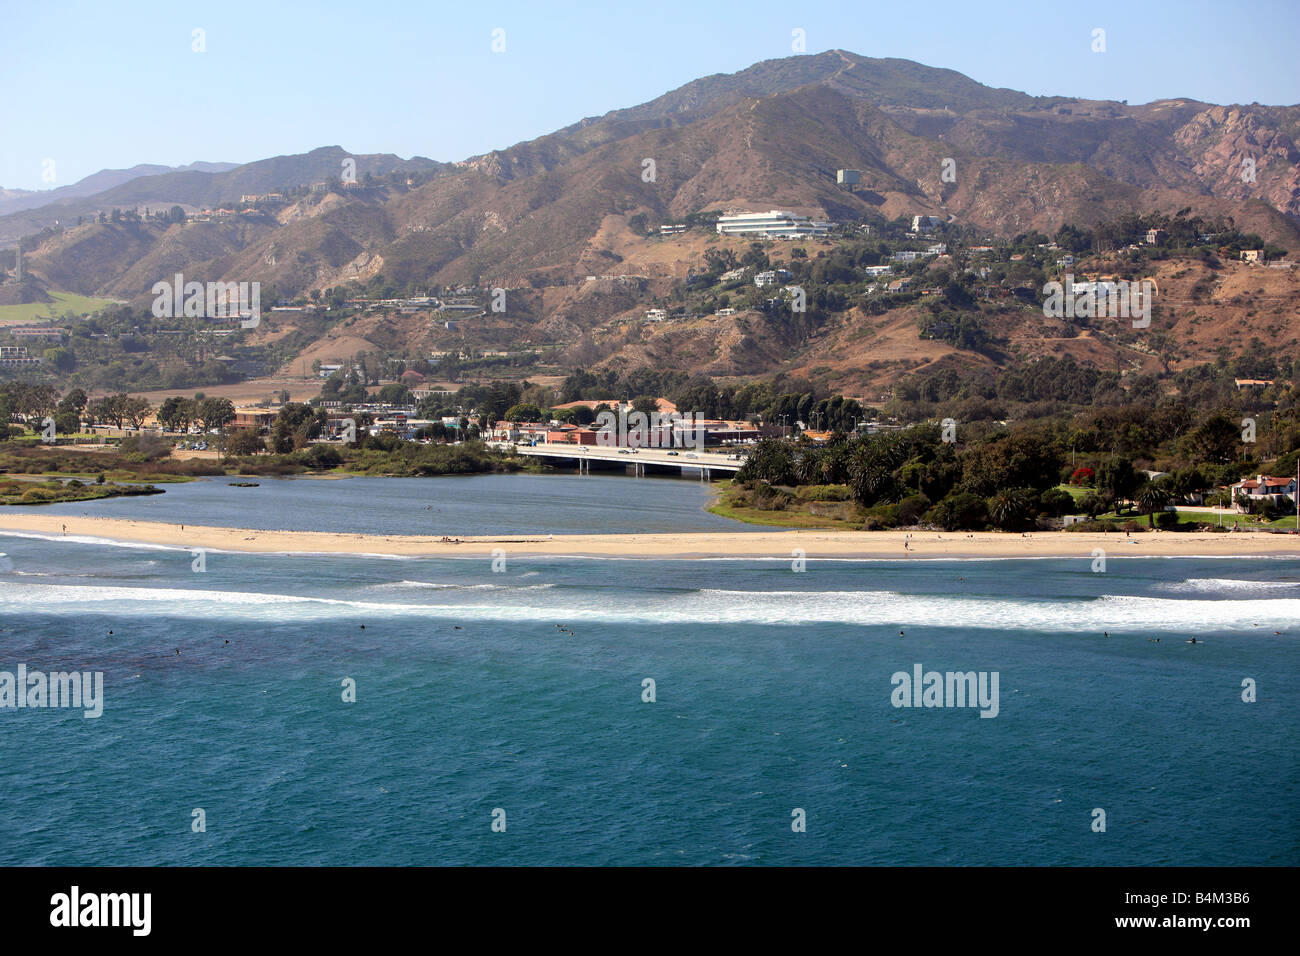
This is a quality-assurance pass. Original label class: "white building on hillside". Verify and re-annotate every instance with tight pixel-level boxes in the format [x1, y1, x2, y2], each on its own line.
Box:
[716, 210, 834, 239]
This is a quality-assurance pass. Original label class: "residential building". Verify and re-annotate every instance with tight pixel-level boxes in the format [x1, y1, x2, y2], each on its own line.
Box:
[754, 269, 792, 287]
[1232, 474, 1298, 507]
[1241, 249, 1264, 263]
[911, 215, 944, 233]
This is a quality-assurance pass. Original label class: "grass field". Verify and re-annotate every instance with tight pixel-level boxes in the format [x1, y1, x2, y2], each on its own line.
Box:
[0, 291, 121, 323]
[1093, 508, 1297, 530]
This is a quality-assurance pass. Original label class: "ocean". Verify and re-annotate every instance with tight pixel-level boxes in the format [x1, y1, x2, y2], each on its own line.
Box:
[1, 475, 1297, 865]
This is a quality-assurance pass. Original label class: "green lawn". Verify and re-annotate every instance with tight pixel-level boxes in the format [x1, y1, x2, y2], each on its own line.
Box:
[1054, 483, 1091, 501]
[0, 291, 121, 323]
[1091, 508, 1297, 530]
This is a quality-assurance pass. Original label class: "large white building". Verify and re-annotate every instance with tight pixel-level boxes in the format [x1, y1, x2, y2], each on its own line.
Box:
[716, 210, 834, 239]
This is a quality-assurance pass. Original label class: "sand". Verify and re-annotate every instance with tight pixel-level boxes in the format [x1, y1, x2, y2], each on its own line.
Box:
[2, 513, 1297, 560]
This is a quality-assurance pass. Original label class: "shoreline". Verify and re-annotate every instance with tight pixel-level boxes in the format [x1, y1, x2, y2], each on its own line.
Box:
[2, 514, 1298, 560]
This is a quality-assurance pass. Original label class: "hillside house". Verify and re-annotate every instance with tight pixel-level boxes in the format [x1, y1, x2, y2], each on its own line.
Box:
[754, 269, 792, 287]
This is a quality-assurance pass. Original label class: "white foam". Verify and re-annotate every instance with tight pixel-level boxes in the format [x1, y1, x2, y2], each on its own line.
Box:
[2, 580, 1296, 633]
[1159, 577, 1299, 593]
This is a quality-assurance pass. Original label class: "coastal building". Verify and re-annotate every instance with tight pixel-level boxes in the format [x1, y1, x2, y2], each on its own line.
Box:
[659, 224, 686, 235]
[911, 215, 944, 233]
[715, 210, 833, 239]
[1232, 474, 1298, 506]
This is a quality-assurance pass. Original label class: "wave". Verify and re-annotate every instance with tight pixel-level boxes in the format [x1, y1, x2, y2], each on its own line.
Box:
[1158, 577, 1299, 593]
[366, 580, 555, 592]
[2, 580, 1297, 632]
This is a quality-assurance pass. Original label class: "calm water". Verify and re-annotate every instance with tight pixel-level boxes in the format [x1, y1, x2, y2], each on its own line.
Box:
[1, 475, 1297, 865]
[31, 473, 768, 536]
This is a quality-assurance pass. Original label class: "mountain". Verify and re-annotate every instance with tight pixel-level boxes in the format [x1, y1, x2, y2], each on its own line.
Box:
[0, 148, 444, 249]
[0, 161, 240, 217]
[10, 51, 1300, 393]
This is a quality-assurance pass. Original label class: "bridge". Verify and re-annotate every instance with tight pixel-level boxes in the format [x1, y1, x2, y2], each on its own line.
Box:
[490, 443, 744, 480]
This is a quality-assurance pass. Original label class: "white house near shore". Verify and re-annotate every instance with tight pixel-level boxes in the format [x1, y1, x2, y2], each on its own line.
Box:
[1231, 474, 1297, 508]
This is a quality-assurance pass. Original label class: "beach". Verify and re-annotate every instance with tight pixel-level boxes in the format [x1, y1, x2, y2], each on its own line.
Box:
[2, 512, 1296, 559]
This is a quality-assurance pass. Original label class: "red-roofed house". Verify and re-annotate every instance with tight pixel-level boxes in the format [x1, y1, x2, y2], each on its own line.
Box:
[1231, 474, 1297, 509]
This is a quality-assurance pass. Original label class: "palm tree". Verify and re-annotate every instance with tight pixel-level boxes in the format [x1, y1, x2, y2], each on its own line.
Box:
[987, 488, 1034, 531]
[1135, 483, 1173, 527]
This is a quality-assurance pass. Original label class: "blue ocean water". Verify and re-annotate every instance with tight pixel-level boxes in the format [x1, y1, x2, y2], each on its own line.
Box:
[1, 477, 1297, 865]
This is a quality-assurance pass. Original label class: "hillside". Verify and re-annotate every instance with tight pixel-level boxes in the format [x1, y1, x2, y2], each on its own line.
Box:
[5, 51, 1300, 396]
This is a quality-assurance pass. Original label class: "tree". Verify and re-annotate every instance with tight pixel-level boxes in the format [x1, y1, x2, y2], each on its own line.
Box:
[225, 429, 265, 457]
[196, 398, 235, 431]
[1079, 493, 1107, 518]
[377, 383, 413, 405]
[121, 397, 153, 430]
[270, 403, 320, 453]
[926, 492, 988, 531]
[504, 402, 544, 423]
[1039, 488, 1076, 517]
[987, 488, 1036, 531]
[1187, 411, 1240, 465]
[157, 396, 195, 432]
[1135, 483, 1172, 527]
[88, 394, 126, 428]
[1097, 457, 1140, 503]
[43, 347, 76, 371]
[631, 395, 659, 417]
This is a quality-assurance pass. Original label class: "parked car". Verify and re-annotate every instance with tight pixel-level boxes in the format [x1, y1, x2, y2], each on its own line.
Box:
[667, 451, 679, 456]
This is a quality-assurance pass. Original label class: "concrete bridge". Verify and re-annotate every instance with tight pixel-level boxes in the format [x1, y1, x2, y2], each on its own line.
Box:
[491, 443, 744, 480]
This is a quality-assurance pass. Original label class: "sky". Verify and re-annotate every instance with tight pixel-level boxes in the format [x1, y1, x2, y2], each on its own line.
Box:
[2, 0, 1297, 192]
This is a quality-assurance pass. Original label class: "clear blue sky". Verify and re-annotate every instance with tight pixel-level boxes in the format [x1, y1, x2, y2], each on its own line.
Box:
[2, 0, 1297, 192]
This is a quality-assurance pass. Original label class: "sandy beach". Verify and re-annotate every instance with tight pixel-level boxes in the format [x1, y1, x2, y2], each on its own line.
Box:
[2, 513, 1297, 560]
